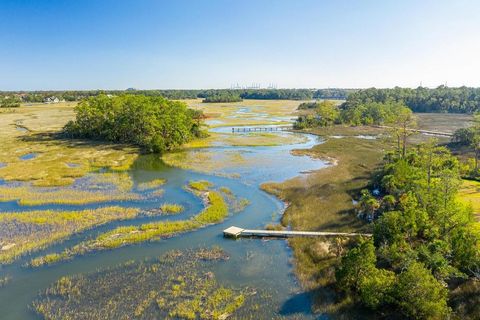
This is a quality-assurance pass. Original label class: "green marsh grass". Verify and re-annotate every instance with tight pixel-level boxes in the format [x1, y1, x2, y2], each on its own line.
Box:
[137, 178, 167, 191]
[0, 206, 140, 264]
[160, 203, 184, 214]
[30, 184, 233, 266]
[0, 185, 141, 206]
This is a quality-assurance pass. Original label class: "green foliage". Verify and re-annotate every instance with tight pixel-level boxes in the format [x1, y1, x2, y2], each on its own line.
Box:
[337, 142, 479, 318]
[336, 239, 376, 291]
[452, 127, 476, 146]
[294, 100, 340, 129]
[0, 96, 21, 108]
[394, 262, 450, 319]
[63, 94, 205, 153]
[340, 101, 412, 126]
[297, 102, 319, 110]
[358, 268, 396, 309]
[202, 93, 242, 103]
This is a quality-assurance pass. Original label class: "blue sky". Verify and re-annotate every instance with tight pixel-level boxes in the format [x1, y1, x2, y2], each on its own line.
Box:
[1, 0, 479, 90]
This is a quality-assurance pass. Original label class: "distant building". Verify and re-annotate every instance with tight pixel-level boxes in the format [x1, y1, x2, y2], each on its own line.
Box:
[44, 96, 60, 104]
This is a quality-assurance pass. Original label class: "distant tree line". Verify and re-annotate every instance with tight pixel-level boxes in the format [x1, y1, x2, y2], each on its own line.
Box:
[0, 88, 354, 103]
[63, 95, 205, 153]
[344, 86, 480, 113]
[7, 86, 480, 112]
[201, 92, 243, 103]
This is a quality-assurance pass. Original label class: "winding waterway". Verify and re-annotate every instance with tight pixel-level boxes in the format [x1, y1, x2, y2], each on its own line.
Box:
[0, 128, 328, 319]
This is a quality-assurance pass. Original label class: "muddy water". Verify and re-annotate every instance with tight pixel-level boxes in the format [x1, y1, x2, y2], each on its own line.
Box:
[0, 130, 328, 319]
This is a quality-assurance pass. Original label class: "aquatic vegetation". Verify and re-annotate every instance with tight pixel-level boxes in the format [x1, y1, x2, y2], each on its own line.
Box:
[0, 184, 141, 206]
[159, 203, 184, 214]
[32, 249, 256, 320]
[91, 172, 134, 192]
[162, 149, 249, 174]
[0, 206, 140, 265]
[136, 178, 167, 191]
[219, 187, 250, 213]
[188, 180, 213, 191]
[148, 189, 165, 197]
[31, 186, 232, 266]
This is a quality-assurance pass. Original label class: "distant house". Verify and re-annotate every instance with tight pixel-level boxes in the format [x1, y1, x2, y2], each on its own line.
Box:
[44, 96, 60, 104]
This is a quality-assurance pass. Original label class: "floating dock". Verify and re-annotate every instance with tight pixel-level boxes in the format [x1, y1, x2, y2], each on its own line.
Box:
[223, 226, 371, 239]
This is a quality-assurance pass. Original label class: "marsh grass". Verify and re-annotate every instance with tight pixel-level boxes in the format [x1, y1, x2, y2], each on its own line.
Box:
[0, 206, 140, 264]
[159, 203, 184, 214]
[188, 180, 213, 191]
[162, 149, 249, 174]
[91, 172, 134, 192]
[32, 249, 256, 320]
[261, 127, 387, 313]
[30, 184, 233, 267]
[220, 187, 250, 213]
[0, 184, 141, 206]
[0, 103, 138, 187]
[137, 178, 167, 191]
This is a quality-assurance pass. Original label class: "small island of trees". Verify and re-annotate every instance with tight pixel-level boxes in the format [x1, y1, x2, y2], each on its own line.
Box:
[64, 95, 205, 153]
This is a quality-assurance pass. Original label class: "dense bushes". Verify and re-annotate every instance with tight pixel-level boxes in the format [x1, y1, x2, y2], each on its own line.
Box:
[294, 100, 414, 130]
[0, 96, 21, 108]
[336, 143, 480, 318]
[64, 95, 205, 153]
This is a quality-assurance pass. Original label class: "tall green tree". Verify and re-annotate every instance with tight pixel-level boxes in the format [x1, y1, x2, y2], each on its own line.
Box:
[315, 100, 340, 127]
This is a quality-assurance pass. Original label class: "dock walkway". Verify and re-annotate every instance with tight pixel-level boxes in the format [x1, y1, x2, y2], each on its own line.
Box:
[223, 226, 371, 239]
[231, 125, 293, 133]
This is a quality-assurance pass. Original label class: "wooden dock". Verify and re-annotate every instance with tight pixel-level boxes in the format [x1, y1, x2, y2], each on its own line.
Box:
[223, 226, 371, 239]
[231, 125, 293, 133]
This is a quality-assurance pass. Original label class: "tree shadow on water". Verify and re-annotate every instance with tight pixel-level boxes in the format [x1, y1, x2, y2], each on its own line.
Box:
[279, 291, 328, 319]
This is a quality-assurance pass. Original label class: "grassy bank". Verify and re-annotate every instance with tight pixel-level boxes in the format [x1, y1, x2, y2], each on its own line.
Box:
[261, 126, 387, 314]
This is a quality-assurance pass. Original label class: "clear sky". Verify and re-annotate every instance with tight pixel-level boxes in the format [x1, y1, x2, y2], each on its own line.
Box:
[1, 0, 480, 90]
